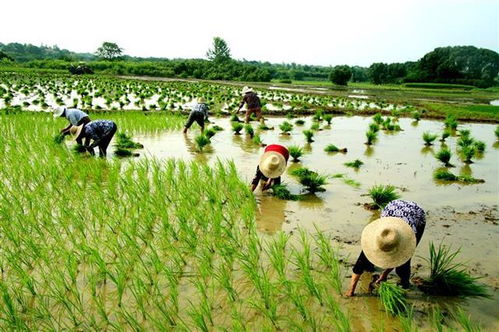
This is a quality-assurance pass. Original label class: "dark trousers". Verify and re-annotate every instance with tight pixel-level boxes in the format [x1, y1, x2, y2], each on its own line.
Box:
[185, 111, 205, 129]
[98, 123, 117, 157]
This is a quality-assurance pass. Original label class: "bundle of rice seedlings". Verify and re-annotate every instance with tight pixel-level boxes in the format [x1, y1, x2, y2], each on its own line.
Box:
[252, 134, 265, 146]
[368, 123, 380, 133]
[53, 133, 65, 144]
[232, 122, 244, 135]
[288, 145, 304, 162]
[422, 132, 438, 146]
[295, 119, 305, 126]
[303, 130, 314, 143]
[258, 123, 273, 130]
[324, 144, 347, 153]
[367, 185, 400, 209]
[435, 148, 453, 167]
[230, 114, 242, 122]
[244, 124, 254, 138]
[444, 115, 458, 130]
[72, 144, 87, 154]
[310, 123, 321, 131]
[473, 140, 485, 153]
[458, 129, 471, 138]
[195, 134, 210, 152]
[365, 130, 378, 145]
[377, 282, 407, 316]
[459, 145, 476, 164]
[457, 136, 474, 148]
[419, 243, 490, 298]
[313, 110, 323, 122]
[115, 147, 139, 157]
[205, 128, 216, 139]
[291, 167, 328, 193]
[411, 111, 421, 121]
[458, 175, 485, 184]
[279, 121, 293, 134]
[270, 184, 300, 201]
[323, 114, 333, 124]
[373, 113, 383, 124]
[344, 159, 363, 169]
[440, 129, 451, 142]
[433, 169, 458, 181]
[211, 125, 224, 131]
[116, 132, 144, 149]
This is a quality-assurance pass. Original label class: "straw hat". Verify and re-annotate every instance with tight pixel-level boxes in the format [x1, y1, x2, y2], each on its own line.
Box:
[69, 124, 85, 141]
[242, 86, 253, 95]
[53, 106, 66, 118]
[361, 217, 416, 268]
[197, 97, 206, 103]
[259, 152, 286, 179]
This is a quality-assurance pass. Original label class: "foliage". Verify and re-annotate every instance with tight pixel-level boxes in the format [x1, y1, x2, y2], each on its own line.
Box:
[291, 167, 328, 193]
[344, 159, 363, 169]
[279, 121, 293, 133]
[422, 132, 438, 145]
[367, 185, 400, 209]
[270, 184, 300, 201]
[288, 145, 304, 162]
[53, 133, 65, 144]
[96, 42, 123, 61]
[433, 169, 484, 184]
[231, 122, 243, 134]
[324, 144, 347, 153]
[435, 148, 453, 167]
[303, 130, 314, 143]
[420, 243, 490, 298]
[194, 134, 210, 151]
[329, 65, 352, 86]
[115, 132, 143, 149]
[206, 37, 231, 63]
[377, 283, 407, 316]
[323, 114, 333, 124]
[365, 130, 377, 145]
[459, 145, 476, 164]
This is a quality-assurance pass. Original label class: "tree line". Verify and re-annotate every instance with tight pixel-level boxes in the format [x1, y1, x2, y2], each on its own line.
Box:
[1, 40, 497, 87]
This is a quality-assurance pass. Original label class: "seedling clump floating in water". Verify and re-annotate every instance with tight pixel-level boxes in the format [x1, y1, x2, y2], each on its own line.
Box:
[366, 184, 400, 209]
[295, 119, 305, 126]
[435, 148, 453, 167]
[422, 132, 438, 146]
[288, 145, 304, 162]
[344, 159, 363, 169]
[303, 130, 314, 143]
[279, 121, 293, 134]
[195, 134, 211, 152]
[271, 183, 301, 200]
[365, 130, 378, 145]
[244, 124, 254, 138]
[433, 169, 484, 184]
[232, 122, 244, 135]
[291, 167, 328, 193]
[324, 144, 347, 153]
[377, 282, 408, 316]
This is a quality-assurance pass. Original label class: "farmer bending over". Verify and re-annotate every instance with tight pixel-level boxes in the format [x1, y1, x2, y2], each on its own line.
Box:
[236, 86, 263, 123]
[345, 200, 426, 297]
[183, 97, 209, 134]
[53, 106, 91, 135]
[251, 144, 289, 192]
[72, 120, 117, 157]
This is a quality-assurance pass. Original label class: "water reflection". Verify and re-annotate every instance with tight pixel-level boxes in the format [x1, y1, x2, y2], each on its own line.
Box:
[364, 145, 374, 157]
[459, 164, 472, 177]
[420, 146, 434, 155]
[183, 134, 212, 163]
[256, 195, 287, 234]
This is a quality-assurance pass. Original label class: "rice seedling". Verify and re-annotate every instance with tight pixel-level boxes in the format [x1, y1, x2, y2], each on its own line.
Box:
[365, 130, 377, 145]
[53, 133, 65, 144]
[230, 114, 241, 122]
[419, 243, 490, 298]
[313, 110, 323, 122]
[205, 128, 216, 139]
[433, 169, 484, 184]
[411, 110, 421, 121]
[310, 123, 321, 131]
[252, 133, 265, 146]
[444, 114, 458, 130]
[454, 307, 481, 332]
[279, 121, 293, 134]
[373, 113, 383, 124]
[459, 145, 476, 164]
[244, 124, 254, 137]
[344, 159, 363, 169]
[435, 148, 453, 167]
[473, 140, 485, 153]
[231, 122, 243, 135]
[195, 134, 211, 152]
[495, 125, 499, 140]
[324, 144, 347, 153]
[368, 123, 380, 133]
[367, 184, 400, 209]
[270, 183, 300, 200]
[303, 130, 314, 143]
[439, 129, 451, 142]
[377, 282, 407, 316]
[457, 135, 474, 148]
[211, 125, 224, 131]
[288, 145, 304, 162]
[295, 119, 305, 126]
[422, 132, 438, 146]
[72, 144, 87, 154]
[258, 123, 273, 130]
[291, 167, 328, 193]
[323, 114, 333, 124]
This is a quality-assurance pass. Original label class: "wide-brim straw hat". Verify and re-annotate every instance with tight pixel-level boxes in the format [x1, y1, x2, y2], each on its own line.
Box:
[242, 86, 253, 95]
[259, 151, 287, 179]
[53, 106, 66, 118]
[361, 217, 416, 268]
[69, 124, 84, 141]
[197, 97, 206, 103]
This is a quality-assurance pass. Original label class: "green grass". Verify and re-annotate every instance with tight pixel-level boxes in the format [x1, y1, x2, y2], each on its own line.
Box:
[288, 145, 304, 162]
[377, 283, 407, 316]
[403, 83, 475, 90]
[367, 185, 400, 209]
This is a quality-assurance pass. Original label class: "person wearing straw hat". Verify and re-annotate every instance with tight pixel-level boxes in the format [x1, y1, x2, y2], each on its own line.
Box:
[183, 97, 209, 134]
[345, 200, 426, 297]
[251, 144, 289, 192]
[236, 86, 263, 124]
[71, 119, 117, 157]
[53, 106, 91, 136]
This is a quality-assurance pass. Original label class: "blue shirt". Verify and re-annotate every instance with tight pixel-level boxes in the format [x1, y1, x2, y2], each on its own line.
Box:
[65, 109, 88, 126]
[84, 120, 115, 141]
[191, 103, 209, 120]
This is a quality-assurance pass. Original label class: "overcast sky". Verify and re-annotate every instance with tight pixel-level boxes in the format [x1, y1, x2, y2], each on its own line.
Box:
[1, 0, 497, 66]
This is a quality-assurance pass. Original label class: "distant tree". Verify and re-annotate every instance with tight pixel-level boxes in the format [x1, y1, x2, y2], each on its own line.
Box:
[206, 37, 231, 63]
[368, 62, 389, 84]
[0, 50, 13, 61]
[329, 65, 352, 85]
[96, 42, 123, 61]
[351, 66, 369, 82]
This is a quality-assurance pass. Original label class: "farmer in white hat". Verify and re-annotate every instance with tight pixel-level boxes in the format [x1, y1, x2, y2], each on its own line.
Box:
[236, 86, 263, 123]
[53, 106, 91, 136]
[183, 97, 209, 134]
[251, 144, 289, 192]
[345, 200, 426, 297]
[71, 119, 117, 157]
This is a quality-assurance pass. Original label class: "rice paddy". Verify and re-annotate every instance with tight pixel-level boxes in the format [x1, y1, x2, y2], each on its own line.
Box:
[0, 72, 498, 330]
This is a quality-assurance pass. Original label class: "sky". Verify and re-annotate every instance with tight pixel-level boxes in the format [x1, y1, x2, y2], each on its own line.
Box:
[1, 0, 497, 66]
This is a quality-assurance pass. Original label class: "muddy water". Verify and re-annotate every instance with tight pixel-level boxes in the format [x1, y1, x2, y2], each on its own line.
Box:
[131, 115, 498, 330]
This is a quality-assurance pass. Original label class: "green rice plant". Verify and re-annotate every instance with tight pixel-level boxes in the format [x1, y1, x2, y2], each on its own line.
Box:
[279, 121, 293, 134]
[323, 114, 333, 124]
[459, 145, 476, 164]
[270, 183, 300, 201]
[303, 130, 314, 143]
[411, 111, 421, 121]
[53, 133, 65, 144]
[291, 167, 328, 193]
[313, 110, 323, 122]
[365, 130, 378, 145]
[288, 145, 304, 162]
[444, 114, 458, 130]
[454, 307, 481, 332]
[435, 148, 453, 167]
[230, 114, 241, 122]
[457, 135, 474, 148]
[433, 169, 484, 184]
[205, 128, 216, 139]
[473, 140, 485, 153]
[377, 282, 407, 316]
[115, 132, 144, 149]
[458, 129, 470, 138]
[310, 123, 320, 131]
[231, 122, 243, 135]
[195, 134, 210, 152]
[344, 159, 363, 169]
[72, 144, 87, 154]
[211, 125, 224, 131]
[258, 123, 272, 130]
[373, 113, 383, 124]
[368, 123, 380, 133]
[295, 119, 305, 126]
[367, 184, 400, 209]
[244, 124, 254, 137]
[419, 243, 490, 298]
[324, 144, 347, 153]
[252, 134, 264, 146]
[440, 129, 451, 142]
[422, 132, 438, 146]
[495, 125, 499, 140]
